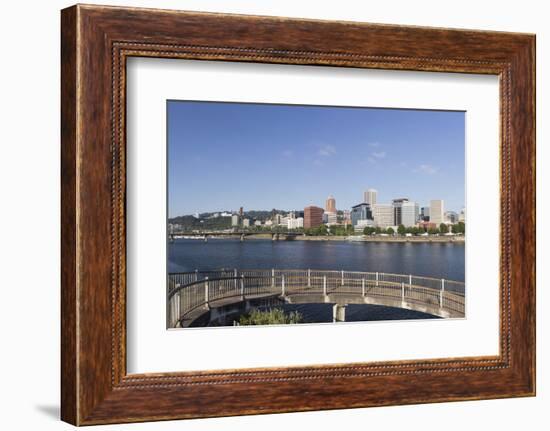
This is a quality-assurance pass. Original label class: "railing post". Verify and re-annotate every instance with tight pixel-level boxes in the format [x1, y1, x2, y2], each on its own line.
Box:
[204, 277, 209, 306]
[401, 282, 405, 301]
[281, 274, 285, 296]
[376, 272, 379, 287]
[323, 275, 327, 296]
[362, 278, 365, 297]
[240, 275, 245, 300]
[440, 278, 445, 307]
[409, 274, 412, 291]
[341, 270, 344, 286]
[234, 268, 238, 290]
[195, 269, 198, 282]
[271, 268, 275, 288]
[308, 269, 311, 287]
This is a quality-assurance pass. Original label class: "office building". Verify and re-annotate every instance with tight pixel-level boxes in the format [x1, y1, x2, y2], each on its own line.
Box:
[343, 210, 351, 225]
[445, 211, 459, 224]
[324, 196, 337, 225]
[430, 200, 445, 225]
[325, 195, 336, 213]
[326, 212, 338, 225]
[304, 206, 324, 229]
[231, 214, 239, 227]
[242, 218, 250, 228]
[364, 188, 378, 205]
[273, 214, 283, 225]
[351, 203, 373, 226]
[392, 198, 407, 226]
[392, 198, 419, 227]
[373, 204, 394, 228]
[420, 207, 430, 221]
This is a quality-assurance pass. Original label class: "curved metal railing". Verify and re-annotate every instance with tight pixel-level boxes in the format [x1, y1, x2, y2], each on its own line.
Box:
[167, 269, 465, 328]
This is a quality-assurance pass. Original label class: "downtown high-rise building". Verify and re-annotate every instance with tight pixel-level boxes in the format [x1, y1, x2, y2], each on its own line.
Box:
[420, 206, 430, 221]
[350, 203, 373, 227]
[373, 204, 394, 228]
[430, 199, 445, 225]
[325, 195, 336, 213]
[325, 195, 337, 225]
[392, 198, 419, 227]
[364, 188, 378, 205]
[304, 206, 324, 229]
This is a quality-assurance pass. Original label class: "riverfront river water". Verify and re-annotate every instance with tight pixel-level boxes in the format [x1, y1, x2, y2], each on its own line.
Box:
[168, 238, 465, 281]
[168, 239, 465, 325]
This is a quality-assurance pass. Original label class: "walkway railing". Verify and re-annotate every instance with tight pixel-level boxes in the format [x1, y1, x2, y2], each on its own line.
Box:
[167, 269, 465, 328]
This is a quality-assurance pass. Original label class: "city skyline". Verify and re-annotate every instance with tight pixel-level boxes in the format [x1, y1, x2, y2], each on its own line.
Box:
[168, 192, 459, 219]
[168, 101, 465, 217]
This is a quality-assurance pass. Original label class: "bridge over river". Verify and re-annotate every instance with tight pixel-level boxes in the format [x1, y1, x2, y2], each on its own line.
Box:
[167, 269, 465, 328]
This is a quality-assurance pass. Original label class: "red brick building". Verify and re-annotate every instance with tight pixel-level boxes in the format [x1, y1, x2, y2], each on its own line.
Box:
[304, 206, 324, 229]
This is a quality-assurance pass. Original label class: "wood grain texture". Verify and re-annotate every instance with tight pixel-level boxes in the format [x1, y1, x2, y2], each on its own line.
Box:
[60, 4, 536, 425]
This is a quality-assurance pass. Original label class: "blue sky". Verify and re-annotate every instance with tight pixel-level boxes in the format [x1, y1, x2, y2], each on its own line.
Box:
[168, 101, 465, 217]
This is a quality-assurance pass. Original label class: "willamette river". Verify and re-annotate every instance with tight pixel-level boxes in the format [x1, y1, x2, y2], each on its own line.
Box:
[168, 239, 465, 324]
[168, 238, 465, 281]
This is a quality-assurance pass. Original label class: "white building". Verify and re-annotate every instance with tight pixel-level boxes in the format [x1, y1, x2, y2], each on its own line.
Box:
[264, 220, 273, 227]
[325, 212, 337, 225]
[254, 220, 262, 226]
[445, 211, 459, 224]
[242, 218, 250, 228]
[372, 204, 394, 228]
[430, 199, 445, 225]
[287, 217, 304, 230]
[392, 198, 419, 227]
[231, 214, 239, 226]
[364, 188, 378, 205]
[400, 202, 419, 227]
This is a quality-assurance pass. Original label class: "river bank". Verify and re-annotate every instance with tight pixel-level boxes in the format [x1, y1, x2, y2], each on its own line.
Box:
[241, 234, 465, 243]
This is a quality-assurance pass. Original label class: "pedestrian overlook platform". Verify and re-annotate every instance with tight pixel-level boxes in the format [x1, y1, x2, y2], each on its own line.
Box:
[167, 269, 465, 328]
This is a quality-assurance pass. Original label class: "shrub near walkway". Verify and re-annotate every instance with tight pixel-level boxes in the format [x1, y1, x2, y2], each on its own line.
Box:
[237, 308, 304, 326]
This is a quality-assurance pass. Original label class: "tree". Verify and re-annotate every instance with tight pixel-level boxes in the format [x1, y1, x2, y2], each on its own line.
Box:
[363, 226, 375, 235]
[397, 224, 406, 235]
[428, 227, 439, 235]
[387, 227, 395, 235]
[440, 223, 449, 234]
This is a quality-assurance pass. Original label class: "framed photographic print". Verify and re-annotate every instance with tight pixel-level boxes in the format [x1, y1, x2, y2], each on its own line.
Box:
[61, 4, 535, 425]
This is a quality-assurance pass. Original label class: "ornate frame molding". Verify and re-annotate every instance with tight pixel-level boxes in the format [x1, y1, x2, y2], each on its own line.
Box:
[61, 5, 535, 425]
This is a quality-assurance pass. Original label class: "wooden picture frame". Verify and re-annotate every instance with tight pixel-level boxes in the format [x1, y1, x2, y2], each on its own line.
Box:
[61, 4, 535, 425]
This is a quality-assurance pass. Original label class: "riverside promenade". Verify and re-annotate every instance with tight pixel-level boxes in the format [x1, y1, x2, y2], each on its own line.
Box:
[167, 269, 465, 328]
